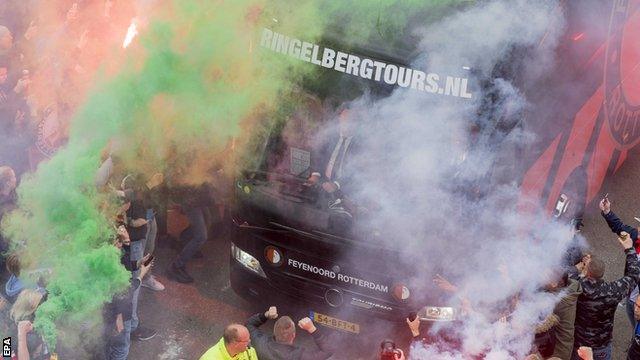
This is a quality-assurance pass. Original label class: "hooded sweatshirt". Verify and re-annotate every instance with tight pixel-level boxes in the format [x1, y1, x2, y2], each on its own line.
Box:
[4, 274, 24, 303]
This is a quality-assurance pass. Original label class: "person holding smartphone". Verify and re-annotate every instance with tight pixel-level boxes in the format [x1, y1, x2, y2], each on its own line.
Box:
[104, 252, 153, 360]
[122, 173, 165, 292]
[121, 175, 157, 342]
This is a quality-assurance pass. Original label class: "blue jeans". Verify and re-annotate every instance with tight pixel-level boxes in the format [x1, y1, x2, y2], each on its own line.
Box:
[572, 343, 612, 360]
[130, 213, 157, 330]
[106, 319, 131, 360]
[129, 240, 144, 330]
[175, 207, 211, 268]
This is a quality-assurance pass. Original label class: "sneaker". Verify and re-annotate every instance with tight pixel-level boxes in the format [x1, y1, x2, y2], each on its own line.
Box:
[167, 263, 194, 283]
[142, 274, 165, 291]
[131, 326, 157, 341]
[177, 266, 194, 283]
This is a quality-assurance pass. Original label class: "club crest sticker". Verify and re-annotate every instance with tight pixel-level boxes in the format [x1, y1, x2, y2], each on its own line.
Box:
[604, 0, 640, 149]
[264, 246, 283, 266]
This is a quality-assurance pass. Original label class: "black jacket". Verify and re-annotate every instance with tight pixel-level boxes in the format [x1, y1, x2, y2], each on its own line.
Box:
[0, 191, 16, 263]
[629, 335, 640, 360]
[572, 247, 640, 349]
[245, 313, 332, 360]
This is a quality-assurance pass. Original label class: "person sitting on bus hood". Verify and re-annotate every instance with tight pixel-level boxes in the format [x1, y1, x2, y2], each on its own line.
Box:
[245, 306, 332, 360]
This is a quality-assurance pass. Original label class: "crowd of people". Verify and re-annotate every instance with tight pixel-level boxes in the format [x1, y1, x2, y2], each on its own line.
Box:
[0, 1, 154, 358]
[0, 1, 137, 178]
[528, 196, 640, 360]
[1, 152, 227, 359]
[193, 194, 640, 360]
[2, 2, 640, 360]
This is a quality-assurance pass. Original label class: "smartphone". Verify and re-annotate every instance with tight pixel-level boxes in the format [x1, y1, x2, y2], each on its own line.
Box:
[143, 255, 155, 267]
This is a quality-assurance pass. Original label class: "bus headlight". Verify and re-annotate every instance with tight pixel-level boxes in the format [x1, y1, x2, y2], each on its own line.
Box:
[231, 243, 266, 278]
[418, 306, 457, 322]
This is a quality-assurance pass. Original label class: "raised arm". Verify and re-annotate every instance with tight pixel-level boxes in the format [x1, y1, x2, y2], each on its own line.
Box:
[600, 197, 638, 241]
[297, 317, 333, 360]
[612, 233, 640, 296]
[17, 320, 32, 360]
[245, 306, 277, 345]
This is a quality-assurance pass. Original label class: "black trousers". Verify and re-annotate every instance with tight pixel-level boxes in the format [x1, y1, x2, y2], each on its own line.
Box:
[628, 337, 640, 360]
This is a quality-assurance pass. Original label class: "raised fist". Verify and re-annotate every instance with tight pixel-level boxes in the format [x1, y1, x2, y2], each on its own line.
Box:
[298, 317, 317, 334]
[264, 306, 278, 320]
[619, 231, 634, 251]
[18, 320, 33, 335]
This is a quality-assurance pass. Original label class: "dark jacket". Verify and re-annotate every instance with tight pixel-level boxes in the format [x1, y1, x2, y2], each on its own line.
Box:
[552, 278, 582, 360]
[573, 248, 640, 349]
[245, 313, 332, 360]
[0, 191, 16, 225]
[310, 135, 359, 198]
[0, 191, 16, 270]
[629, 335, 640, 360]
[602, 211, 639, 251]
[125, 199, 147, 241]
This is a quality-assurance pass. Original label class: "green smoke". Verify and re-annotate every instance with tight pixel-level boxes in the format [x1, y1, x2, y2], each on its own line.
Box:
[2, 0, 473, 349]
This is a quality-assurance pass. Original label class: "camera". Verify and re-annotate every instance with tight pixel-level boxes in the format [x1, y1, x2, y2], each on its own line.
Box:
[380, 339, 402, 360]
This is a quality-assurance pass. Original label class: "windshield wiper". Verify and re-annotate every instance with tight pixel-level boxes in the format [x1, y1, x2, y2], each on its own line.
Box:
[233, 217, 288, 233]
[270, 222, 393, 251]
[269, 222, 322, 240]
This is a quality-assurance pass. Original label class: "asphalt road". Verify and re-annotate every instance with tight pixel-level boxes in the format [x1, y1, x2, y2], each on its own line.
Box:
[128, 228, 255, 360]
[128, 149, 640, 360]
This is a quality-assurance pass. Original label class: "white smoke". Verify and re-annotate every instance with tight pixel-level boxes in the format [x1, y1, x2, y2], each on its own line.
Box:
[331, 0, 575, 358]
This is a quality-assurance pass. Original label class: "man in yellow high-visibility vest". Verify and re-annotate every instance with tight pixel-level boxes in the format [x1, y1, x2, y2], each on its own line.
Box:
[199, 323, 258, 360]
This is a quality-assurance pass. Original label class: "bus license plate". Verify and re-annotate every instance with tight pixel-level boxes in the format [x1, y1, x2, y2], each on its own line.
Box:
[309, 311, 360, 334]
